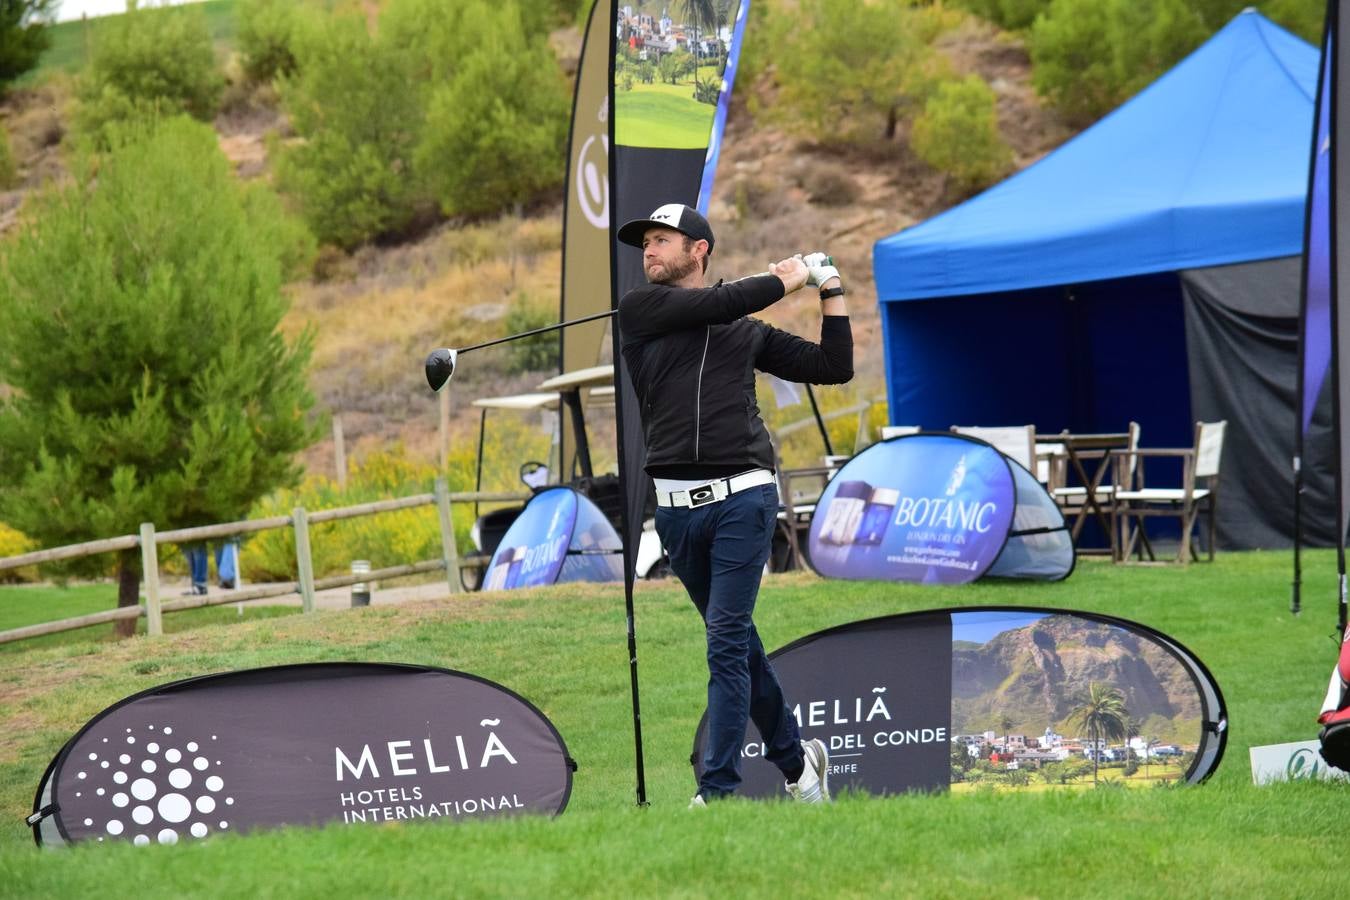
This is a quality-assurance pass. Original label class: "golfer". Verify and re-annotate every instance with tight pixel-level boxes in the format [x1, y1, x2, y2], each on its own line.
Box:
[616, 203, 853, 806]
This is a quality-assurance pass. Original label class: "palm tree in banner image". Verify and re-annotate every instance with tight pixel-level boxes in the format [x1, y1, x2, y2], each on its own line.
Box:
[713, 0, 736, 71]
[681, 0, 716, 97]
[1067, 682, 1129, 786]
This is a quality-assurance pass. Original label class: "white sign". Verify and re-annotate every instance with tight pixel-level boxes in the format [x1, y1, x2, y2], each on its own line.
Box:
[1249, 739, 1350, 785]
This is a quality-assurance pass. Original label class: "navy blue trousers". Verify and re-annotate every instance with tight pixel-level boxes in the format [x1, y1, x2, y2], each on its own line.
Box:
[655, 483, 803, 797]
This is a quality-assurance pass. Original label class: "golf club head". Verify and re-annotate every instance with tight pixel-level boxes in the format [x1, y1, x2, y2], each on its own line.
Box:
[425, 348, 457, 392]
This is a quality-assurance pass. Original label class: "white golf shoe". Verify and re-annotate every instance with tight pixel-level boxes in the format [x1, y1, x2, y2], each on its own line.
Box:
[785, 738, 830, 803]
[688, 793, 707, 809]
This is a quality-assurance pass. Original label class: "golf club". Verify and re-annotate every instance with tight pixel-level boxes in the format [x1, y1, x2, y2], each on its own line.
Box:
[425, 309, 617, 392]
[424, 254, 835, 390]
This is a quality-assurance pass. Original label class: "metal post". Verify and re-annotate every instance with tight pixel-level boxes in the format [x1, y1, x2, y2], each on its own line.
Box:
[351, 560, 371, 607]
[139, 522, 162, 637]
[435, 478, 461, 594]
[293, 507, 316, 613]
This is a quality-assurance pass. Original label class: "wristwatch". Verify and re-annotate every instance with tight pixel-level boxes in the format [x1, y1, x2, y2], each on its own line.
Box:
[819, 286, 845, 301]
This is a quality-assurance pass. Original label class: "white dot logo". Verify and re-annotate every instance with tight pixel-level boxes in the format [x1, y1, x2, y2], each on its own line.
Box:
[157, 794, 191, 824]
[78, 723, 230, 846]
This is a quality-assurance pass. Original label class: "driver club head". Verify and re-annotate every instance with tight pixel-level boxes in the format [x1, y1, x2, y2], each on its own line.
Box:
[425, 348, 458, 392]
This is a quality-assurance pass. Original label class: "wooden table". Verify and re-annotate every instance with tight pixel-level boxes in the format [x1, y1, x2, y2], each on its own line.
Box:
[1037, 432, 1131, 550]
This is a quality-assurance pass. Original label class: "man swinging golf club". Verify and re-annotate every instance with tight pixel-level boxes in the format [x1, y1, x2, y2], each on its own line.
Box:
[617, 203, 853, 806]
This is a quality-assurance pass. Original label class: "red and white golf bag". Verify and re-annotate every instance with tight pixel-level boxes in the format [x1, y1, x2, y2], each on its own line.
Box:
[1318, 625, 1350, 770]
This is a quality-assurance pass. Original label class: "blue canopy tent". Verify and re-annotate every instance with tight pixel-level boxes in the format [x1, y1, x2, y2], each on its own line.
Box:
[872, 10, 1325, 548]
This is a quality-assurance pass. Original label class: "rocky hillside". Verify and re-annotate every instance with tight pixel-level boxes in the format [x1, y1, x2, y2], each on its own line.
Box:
[0, 13, 1077, 477]
[952, 615, 1202, 741]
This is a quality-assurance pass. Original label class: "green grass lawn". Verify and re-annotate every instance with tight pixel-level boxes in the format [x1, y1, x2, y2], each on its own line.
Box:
[20, 0, 237, 84]
[0, 551, 1345, 896]
[615, 79, 716, 149]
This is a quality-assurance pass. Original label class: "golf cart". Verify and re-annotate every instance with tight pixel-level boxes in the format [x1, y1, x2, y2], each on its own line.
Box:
[459, 365, 665, 589]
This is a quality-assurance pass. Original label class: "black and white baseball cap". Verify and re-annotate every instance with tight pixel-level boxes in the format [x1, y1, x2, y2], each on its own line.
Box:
[617, 203, 715, 253]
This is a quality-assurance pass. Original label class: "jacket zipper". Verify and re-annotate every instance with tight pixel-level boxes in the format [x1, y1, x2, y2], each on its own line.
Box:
[695, 326, 710, 459]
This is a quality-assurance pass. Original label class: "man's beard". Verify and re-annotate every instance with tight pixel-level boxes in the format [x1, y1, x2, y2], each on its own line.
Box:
[646, 251, 700, 285]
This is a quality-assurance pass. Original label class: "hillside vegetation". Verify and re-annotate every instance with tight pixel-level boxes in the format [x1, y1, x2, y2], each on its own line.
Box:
[0, 0, 1327, 567]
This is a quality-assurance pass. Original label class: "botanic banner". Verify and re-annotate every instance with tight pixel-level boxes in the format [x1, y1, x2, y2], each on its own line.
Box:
[807, 434, 1073, 584]
[484, 487, 623, 590]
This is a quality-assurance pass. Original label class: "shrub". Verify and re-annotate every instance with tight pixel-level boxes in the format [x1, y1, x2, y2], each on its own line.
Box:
[805, 167, 860, 208]
[948, 0, 1052, 30]
[275, 10, 427, 249]
[1030, 0, 1207, 125]
[411, 0, 568, 218]
[0, 0, 55, 90]
[235, 0, 305, 84]
[0, 521, 37, 582]
[0, 125, 16, 189]
[0, 116, 318, 624]
[771, 0, 958, 144]
[911, 74, 1012, 192]
[73, 1, 224, 145]
[503, 293, 560, 375]
[237, 434, 561, 581]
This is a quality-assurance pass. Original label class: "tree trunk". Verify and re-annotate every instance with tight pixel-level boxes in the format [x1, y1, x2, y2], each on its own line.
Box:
[115, 548, 141, 639]
[885, 104, 898, 141]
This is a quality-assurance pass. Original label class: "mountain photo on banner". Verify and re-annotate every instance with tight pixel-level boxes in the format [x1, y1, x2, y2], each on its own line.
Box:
[614, 0, 744, 148]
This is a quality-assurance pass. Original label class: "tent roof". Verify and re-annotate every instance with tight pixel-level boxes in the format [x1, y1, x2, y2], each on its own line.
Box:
[873, 10, 1318, 303]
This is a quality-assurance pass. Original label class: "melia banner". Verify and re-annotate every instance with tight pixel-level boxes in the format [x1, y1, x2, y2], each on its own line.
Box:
[30, 663, 575, 847]
[807, 434, 1073, 584]
[693, 608, 1227, 798]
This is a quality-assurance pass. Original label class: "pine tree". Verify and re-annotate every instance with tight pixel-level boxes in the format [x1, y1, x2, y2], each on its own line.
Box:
[0, 117, 319, 636]
[0, 0, 56, 89]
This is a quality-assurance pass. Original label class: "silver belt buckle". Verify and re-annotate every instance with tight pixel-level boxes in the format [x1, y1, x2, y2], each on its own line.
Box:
[687, 481, 722, 507]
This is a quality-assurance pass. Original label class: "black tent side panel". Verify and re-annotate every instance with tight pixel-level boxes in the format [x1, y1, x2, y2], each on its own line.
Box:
[1182, 255, 1339, 548]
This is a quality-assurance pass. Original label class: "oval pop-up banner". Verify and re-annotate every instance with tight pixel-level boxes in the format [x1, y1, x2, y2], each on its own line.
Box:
[806, 434, 1073, 585]
[484, 487, 622, 590]
[693, 607, 1226, 798]
[30, 663, 575, 847]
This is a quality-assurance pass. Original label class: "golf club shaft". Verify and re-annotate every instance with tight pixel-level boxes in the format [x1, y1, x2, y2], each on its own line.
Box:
[458, 309, 617, 356]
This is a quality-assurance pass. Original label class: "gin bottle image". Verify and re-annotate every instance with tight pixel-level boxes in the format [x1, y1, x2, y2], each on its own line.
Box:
[819, 480, 871, 545]
[503, 545, 529, 589]
[484, 548, 516, 591]
[856, 487, 899, 545]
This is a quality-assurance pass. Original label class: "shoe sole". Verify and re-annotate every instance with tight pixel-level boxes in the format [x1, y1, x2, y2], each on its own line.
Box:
[807, 738, 830, 802]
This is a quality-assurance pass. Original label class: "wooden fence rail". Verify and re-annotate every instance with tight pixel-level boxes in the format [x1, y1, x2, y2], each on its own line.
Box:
[0, 481, 529, 646]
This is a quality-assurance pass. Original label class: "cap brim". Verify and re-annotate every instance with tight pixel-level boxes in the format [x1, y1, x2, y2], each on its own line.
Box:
[617, 218, 663, 249]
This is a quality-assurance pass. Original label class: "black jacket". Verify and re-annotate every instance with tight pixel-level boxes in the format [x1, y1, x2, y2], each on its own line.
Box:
[618, 273, 854, 477]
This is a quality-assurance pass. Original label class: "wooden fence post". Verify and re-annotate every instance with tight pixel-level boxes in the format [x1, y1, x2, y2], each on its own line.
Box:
[139, 522, 162, 637]
[333, 414, 347, 489]
[435, 478, 461, 594]
[293, 507, 316, 613]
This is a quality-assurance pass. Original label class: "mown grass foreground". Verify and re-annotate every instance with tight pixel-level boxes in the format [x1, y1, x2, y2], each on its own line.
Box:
[1, 551, 1345, 897]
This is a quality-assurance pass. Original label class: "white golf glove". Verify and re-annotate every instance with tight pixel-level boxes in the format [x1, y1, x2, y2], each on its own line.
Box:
[802, 251, 840, 287]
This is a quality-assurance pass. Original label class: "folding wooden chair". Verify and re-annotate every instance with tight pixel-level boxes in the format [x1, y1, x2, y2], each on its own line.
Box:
[951, 425, 1036, 473]
[1112, 420, 1226, 564]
